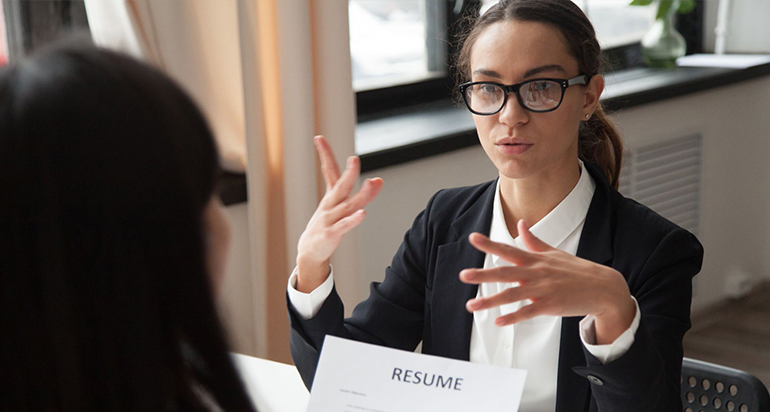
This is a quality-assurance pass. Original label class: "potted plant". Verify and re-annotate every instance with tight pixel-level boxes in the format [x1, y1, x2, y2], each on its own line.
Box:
[630, 0, 696, 68]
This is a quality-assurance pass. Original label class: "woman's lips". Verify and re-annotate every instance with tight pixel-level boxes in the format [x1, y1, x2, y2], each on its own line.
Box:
[495, 142, 533, 155]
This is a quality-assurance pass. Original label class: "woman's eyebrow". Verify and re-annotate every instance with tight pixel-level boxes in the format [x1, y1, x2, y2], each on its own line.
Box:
[472, 68, 502, 79]
[523, 64, 567, 78]
[473, 65, 568, 81]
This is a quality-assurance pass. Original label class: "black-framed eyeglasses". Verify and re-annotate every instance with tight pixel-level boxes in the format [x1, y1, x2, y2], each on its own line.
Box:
[459, 75, 590, 115]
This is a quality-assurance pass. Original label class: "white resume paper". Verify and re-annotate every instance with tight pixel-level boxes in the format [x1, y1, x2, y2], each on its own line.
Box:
[307, 336, 527, 412]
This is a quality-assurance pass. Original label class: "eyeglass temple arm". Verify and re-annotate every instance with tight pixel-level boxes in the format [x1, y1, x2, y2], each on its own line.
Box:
[568, 75, 590, 86]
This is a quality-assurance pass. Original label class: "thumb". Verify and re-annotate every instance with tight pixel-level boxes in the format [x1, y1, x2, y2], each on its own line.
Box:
[517, 219, 551, 252]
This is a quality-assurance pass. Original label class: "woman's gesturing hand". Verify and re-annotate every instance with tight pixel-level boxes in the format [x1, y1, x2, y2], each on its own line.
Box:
[295, 136, 383, 293]
[459, 220, 636, 344]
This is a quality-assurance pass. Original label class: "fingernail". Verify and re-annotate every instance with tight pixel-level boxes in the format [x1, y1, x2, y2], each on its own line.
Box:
[467, 299, 479, 310]
[347, 156, 354, 167]
[495, 318, 506, 326]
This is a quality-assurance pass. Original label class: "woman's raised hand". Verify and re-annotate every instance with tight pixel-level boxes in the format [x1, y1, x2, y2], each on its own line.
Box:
[295, 136, 383, 293]
[459, 220, 636, 345]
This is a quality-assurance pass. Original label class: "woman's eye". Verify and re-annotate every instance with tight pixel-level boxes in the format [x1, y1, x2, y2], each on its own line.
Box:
[531, 81, 551, 91]
[480, 84, 498, 94]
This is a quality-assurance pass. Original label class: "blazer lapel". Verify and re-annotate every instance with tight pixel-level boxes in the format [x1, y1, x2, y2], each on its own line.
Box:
[555, 161, 615, 412]
[429, 180, 497, 361]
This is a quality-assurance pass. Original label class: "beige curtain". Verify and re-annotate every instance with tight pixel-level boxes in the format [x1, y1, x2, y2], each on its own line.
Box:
[85, 0, 363, 363]
[239, 0, 364, 363]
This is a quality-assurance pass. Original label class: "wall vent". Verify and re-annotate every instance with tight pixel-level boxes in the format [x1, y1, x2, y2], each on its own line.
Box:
[618, 134, 703, 237]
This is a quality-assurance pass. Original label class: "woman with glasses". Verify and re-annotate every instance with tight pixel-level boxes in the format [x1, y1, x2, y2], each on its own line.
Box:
[287, 1, 703, 411]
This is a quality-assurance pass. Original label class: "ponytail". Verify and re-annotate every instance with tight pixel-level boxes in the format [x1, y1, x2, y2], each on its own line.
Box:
[579, 105, 623, 190]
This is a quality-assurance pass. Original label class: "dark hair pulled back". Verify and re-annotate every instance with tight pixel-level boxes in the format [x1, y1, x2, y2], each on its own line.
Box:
[456, 0, 623, 189]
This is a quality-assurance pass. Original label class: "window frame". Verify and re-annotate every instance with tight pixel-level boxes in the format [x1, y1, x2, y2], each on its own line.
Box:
[355, 0, 705, 120]
[355, 0, 461, 118]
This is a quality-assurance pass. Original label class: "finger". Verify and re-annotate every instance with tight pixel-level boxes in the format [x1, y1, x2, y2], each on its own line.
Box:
[319, 155, 359, 208]
[468, 232, 537, 266]
[459, 265, 533, 285]
[495, 302, 543, 326]
[465, 285, 531, 312]
[314, 135, 341, 190]
[517, 220, 552, 252]
[327, 155, 360, 205]
[329, 208, 366, 236]
[327, 177, 383, 223]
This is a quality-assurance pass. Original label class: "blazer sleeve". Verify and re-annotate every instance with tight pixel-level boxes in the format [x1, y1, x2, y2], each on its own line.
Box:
[572, 227, 704, 412]
[287, 192, 439, 390]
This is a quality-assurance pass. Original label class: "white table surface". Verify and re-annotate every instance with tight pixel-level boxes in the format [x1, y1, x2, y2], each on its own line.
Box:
[232, 353, 310, 412]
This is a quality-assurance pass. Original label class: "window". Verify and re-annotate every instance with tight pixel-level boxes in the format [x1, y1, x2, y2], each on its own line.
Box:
[481, 0, 657, 49]
[2, 0, 90, 63]
[351, 0, 703, 118]
[350, 0, 447, 92]
[351, 0, 458, 117]
[571, 1, 657, 48]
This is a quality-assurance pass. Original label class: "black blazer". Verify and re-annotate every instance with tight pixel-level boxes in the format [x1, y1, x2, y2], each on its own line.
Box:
[288, 161, 704, 412]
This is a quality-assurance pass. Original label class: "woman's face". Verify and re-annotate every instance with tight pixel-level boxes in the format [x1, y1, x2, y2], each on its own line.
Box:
[204, 196, 232, 294]
[469, 20, 602, 181]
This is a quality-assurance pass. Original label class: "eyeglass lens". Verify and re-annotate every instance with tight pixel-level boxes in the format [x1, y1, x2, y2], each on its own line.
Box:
[465, 80, 563, 114]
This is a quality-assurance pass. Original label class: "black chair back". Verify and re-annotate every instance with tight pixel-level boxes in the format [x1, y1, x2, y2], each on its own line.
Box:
[682, 358, 770, 412]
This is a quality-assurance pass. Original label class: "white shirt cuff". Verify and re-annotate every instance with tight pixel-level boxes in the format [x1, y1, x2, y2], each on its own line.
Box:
[579, 297, 641, 364]
[286, 265, 335, 320]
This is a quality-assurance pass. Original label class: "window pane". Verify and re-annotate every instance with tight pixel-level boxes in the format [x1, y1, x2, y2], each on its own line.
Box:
[480, 0, 655, 49]
[582, 0, 655, 48]
[349, 0, 446, 91]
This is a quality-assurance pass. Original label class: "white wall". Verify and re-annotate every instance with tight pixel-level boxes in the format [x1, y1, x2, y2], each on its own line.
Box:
[704, 0, 770, 53]
[613, 78, 770, 310]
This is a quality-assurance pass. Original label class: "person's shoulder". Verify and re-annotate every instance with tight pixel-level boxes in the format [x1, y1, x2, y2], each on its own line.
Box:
[613, 191, 677, 234]
[584, 161, 685, 243]
[610, 189, 703, 258]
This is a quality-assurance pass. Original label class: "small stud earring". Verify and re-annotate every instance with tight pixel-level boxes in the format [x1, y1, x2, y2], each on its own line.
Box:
[585, 113, 591, 120]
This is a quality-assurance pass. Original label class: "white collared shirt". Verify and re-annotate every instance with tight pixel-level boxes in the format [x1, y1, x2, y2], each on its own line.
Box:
[287, 161, 640, 412]
[469, 160, 640, 412]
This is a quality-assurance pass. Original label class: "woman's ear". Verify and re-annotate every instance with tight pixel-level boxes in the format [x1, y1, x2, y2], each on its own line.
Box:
[583, 74, 604, 114]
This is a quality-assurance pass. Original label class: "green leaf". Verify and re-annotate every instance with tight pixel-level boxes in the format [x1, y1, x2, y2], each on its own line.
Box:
[629, 0, 654, 5]
[678, 0, 696, 14]
[656, 0, 675, 20]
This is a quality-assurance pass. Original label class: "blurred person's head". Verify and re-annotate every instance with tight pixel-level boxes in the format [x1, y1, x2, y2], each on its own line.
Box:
[0, 42, 253, 411]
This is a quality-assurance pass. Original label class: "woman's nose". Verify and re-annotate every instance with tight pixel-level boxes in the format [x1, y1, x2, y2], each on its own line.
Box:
[497, 93, 529, 126]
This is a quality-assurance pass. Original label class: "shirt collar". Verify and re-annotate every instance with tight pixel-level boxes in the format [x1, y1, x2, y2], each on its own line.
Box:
[489, 160, 596, 265]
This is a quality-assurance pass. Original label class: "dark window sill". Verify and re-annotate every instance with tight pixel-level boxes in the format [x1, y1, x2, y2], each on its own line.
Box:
[220, 61, 770, 206]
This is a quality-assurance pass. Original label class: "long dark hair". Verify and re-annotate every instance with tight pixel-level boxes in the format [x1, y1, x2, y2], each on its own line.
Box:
[0, 43, 255, 411]
[456, 0, 624, 189]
